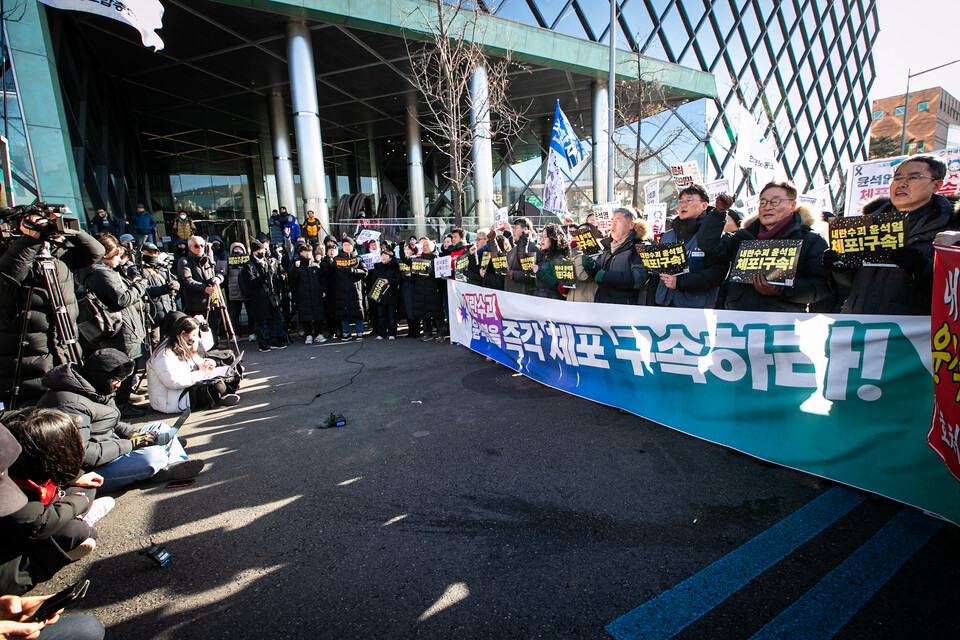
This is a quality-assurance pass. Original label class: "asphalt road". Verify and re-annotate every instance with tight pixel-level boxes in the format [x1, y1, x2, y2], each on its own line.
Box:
[41, 334, 960, 639]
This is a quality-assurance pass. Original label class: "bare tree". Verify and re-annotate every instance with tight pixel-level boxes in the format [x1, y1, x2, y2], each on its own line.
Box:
[613, 55, 692, 208]
[401, 0, 527, 226]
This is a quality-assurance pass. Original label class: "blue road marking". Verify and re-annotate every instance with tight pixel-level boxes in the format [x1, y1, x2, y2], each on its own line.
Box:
[748, 508, 943, 640]
[606, 487, 866, 640]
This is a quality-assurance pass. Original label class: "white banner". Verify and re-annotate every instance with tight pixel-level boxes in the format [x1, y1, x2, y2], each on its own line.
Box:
[644, 179, 660, 205]
[703, 177, 732, 202]
[493, 207, 510, 231]
[38, 0, 165, 50]
[736, 106, 776, 186]
[669, 161, 702, 189]
[434, 255, 453, 278]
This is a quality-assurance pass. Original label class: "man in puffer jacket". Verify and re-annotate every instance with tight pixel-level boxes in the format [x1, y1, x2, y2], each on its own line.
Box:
[36, 349, 200, 491]
[582, 207, 649, 305]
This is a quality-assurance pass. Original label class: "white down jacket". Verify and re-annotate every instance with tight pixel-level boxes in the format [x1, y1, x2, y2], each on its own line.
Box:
[146, 344, 208, 413]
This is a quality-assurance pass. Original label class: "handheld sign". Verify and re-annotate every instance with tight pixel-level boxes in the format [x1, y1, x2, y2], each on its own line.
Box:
[729, 239, 802, 286]
[335, 257, 359, 269]
[636, 242, 688, 275]
[573, 224, 604, 256]
[227, 254, 249, 267]
[454, 253, 471, 274]
[355, 229, 381, 245]
[591, 202, 616, 234]
[554, 257, 576, 287]
[434, 255, 453, 278]
[828, 211, 907, 267]
[493, 206, 510, 231]
[358, 252, 378, 271]
[670, 161, 703, 189]
[369, 278, 389, 302]
[490, 253, 509, 275]
[411, 257, 432, 276]
[645, 203, 668, 238]
[519, 252, 537, 274]
[480, 252, 492, 269]
[399, 261, 411, 275]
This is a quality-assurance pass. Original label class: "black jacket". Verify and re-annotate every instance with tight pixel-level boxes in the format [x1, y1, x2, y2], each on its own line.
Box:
[326, 251, 366, 322]
[35, 364, 138, 469]
[697, 207, 831, 312]
[407, 252, 445, 319]
[839, 195, 960, 315]
[176, 252, 218, 315]
[653, 212, 729, 308]
[372, 258, 403, 307]
[287, 257, 325, 322]
[587, 230, 648, 305]
[504, 234, 537, 295]
[81, 261, 148, 358]
[0, 231, 103, 401]
[238, 255, 277, 322]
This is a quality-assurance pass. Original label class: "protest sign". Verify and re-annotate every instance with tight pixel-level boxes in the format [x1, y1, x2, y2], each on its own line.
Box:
[636, 242, 688, 275]
[644, 203, 668, 237]
[741, 195, 760, 220]
[335, 257, 359, 269]
[493, 207, 510, 231]
[448, 281, 958, 524]
[704, 177, 732, 202]
[572, 224, 604, 256]
[669, 161, 703, 189]
[455, 253, 471, 274]
[931, 244, 960, 483]
[369, 278, 389, 303]
[491, 253, 509, 274]
[355, 229, 381, 245]
[399, 261, 411, 275]
[411, 257, 432, 275]
[519, 252, 537, 274]
[434, 255, 453, 278]
[227, 254, 249, 266]
[845, 147, 960, 216]
[591, 202, 616, 234]
[358, 253, 378, 271]
[554, 258, 575, 287]
[480, 252, 492, 269]
[644, 179, 660, 205]
[828, 212, 907, 266]
[729, 239, 802, 286]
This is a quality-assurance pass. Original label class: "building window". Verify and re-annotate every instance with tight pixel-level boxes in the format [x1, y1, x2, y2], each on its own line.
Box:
[917, 140, 925, 151]
[873, 109, 884, 119]
[894, 106, 905, 116]
[917, 101, 929, 112]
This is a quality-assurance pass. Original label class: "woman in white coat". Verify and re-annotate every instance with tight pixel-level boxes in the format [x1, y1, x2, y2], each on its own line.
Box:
[147, 315, 240, 413]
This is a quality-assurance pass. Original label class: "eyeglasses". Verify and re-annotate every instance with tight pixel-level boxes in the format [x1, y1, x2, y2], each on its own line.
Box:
[758, 197, 795, 208]
[891, 174, 936, 185]
[678, 198, 704, 206]
[194, 243, 205, 248]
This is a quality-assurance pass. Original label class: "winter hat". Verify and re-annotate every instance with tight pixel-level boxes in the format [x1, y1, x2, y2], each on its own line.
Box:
[229, 242, 246, 254]
[136, 203, 145, 209]
[119, 233, 135, 243]
[323, 235, 337, 245]
[341, 237, 356, 248]
[78, 348, 135, 395]
[250, 239, 263, 252]
[141, 242, 159, 253]
[0, 423, 27, 517]
[256, 232, 269, 242]
[294, 242, 309, 254]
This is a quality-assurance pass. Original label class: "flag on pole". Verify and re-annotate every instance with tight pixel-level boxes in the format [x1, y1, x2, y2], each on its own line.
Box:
[542, 102, 586, 215]
[38, 0, 165, 51]
[735, 106, 776, 187]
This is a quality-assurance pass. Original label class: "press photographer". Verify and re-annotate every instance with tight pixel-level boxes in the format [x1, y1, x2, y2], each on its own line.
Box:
[0, 205, 103, 407]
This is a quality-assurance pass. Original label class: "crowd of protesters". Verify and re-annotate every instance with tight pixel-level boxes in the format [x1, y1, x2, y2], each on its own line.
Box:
[0, 153, 954, 636]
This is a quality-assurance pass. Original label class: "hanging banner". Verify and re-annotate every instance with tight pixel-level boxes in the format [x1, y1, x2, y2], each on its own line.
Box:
[735, 106, 776, 186]
[931, 244, 960, 483]
[38, 0, 165, 50]
[448, 281, 957, 524]
[644, 179, 661, 205]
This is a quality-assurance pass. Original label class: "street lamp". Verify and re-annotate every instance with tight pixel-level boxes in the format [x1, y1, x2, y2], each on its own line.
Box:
[900, 58, 960, 155]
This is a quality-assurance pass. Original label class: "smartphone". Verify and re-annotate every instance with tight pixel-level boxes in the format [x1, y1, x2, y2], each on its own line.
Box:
[25, 579, 89, 622]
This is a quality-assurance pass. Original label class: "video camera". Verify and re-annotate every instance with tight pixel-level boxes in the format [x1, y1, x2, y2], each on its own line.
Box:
[0, 202, 79, 240]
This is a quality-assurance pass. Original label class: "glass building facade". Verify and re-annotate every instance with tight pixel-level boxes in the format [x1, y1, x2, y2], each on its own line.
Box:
[491, 0, 878, 210]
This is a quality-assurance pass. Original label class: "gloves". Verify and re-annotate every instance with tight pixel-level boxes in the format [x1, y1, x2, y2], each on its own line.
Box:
[129, 432, 151, 449]
[594, 269, 605, 283]
[163, 280, 180, 294]
[822, 249, 852, 273]
[581, 255, 596, 270]
[889, 246, 928, 276]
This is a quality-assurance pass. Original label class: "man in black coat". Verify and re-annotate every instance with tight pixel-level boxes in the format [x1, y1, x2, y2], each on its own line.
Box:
[176, 235, 222, 340]
[239, 239, 288, 352]
[583, 207, 648, 305]
[0, 218, 103, 405]
[89, 207, 118, 236]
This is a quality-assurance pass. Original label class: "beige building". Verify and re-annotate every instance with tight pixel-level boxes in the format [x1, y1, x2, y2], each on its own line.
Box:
[869, 87, 960, 158]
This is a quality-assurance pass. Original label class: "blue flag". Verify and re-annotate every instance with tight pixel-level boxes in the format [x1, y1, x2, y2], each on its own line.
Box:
[549, 102, 586, 172]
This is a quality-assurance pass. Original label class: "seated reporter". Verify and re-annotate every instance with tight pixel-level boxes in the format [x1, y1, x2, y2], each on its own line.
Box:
[697, 181, 831, 312]
[146, 315, 240, 413]
[36, 349, 201, 492]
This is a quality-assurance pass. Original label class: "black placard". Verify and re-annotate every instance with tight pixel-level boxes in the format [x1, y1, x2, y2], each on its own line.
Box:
[828, 212, 907, 267]
[729, 239, 802, 286]
[635, 242, 688, 275]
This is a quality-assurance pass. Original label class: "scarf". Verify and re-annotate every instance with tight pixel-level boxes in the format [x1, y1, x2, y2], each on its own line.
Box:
[757, 214, 795, 240]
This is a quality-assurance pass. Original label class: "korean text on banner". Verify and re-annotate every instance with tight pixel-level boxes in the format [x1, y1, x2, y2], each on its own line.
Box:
[38, 0, 165, 50]
[447, 281, 957, 524]
[355, 229, 381, 245]
[592, 202, 616, 234]
[644, 179, 660, 205]
[644, 203, 668, 237]
[930, 244, 960, 483]
[704, 178, 732, 202]
[845, 147, 960, 216]
[542, 102, 586, 216]
[669, 161, 703, 190]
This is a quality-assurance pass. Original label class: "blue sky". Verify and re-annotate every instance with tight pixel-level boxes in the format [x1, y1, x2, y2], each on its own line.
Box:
[870, 0, 960, 103]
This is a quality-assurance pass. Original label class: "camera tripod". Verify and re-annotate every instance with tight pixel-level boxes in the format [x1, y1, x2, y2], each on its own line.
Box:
[207, 283, 240, 356]
[9, 257, 84, 410]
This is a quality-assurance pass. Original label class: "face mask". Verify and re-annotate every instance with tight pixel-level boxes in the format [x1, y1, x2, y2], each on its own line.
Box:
[142, 254, 158, 266]
[180, 214, 187, 220]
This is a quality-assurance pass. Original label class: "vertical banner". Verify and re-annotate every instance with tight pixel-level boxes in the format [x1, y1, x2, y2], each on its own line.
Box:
[931, 244, 960, 483]
[644, 179, 660, 205]
[448, 281, 959, 524]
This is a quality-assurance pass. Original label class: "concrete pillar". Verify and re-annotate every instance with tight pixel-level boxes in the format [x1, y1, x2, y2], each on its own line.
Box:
[471, 65, 495, 228]
[286, 20, 330, 227]
[267, 91, 297, 221]
[592, 81, 609, 204]
[406, 94, 427, 237]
